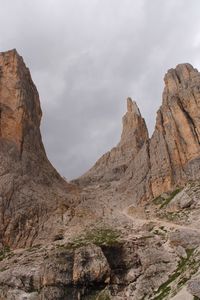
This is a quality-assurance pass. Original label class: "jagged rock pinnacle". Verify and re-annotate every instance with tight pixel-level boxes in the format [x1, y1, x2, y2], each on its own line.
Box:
[76, 97, 148, 183]
[163, 63, 199, 99]
[119, 97, 147, 146]
[127, 97, 140, 115]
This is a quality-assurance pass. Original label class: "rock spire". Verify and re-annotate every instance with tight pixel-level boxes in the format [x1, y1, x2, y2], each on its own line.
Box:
[76, 97, 149, 184]
[0, 49, 78, 248]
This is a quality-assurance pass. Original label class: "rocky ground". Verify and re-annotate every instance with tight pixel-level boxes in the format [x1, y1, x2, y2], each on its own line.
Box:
[1, 181, 200, 299]
[1, 49, 200, 299]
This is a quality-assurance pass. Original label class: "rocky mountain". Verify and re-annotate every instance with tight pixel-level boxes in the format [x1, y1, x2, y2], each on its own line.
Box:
[77, 63, 200, 202]
[0, 49, 79, 249]
[1, 49, 200, 299]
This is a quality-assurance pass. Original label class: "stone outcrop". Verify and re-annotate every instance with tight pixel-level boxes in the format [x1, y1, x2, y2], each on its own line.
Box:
[0, 49, 79, 249]
[0, 243, 111, 300]
[0, 235, 178, 299]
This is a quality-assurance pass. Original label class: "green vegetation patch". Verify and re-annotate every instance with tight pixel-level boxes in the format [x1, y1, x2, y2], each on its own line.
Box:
[82, 289, 111, 300]
[153, 188, 182, 209]
[59, 228, 121, 250]
[0, 267, 8, 272]
[160, 189, 182, 209]
[152, 248, 195, 300]
[162, 211, 180, 221]
[153, 195, 164, 206]
[153, 229, 166, 237]
[97, 293, 110, 300]
[27, 244, 42, 252]
[73, 228, 120, 247]
[0, 246, 11, 261]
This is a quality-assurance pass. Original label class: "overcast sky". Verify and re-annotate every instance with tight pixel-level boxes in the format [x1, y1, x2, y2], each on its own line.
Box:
[0, 0, 200, 179]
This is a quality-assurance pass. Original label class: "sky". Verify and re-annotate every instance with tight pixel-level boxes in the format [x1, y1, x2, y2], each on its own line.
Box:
[0, 0, 200, 179]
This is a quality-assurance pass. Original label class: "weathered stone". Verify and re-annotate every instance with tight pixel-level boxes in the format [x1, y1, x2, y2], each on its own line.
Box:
[73, 244, 110, 284]
[167, 190, 193, 211]
[187, 277, 200, 298]
[169, 228, 200, 248]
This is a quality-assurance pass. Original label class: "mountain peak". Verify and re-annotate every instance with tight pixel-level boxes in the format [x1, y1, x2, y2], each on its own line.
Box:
[0, 50, 76, 249]
[0, 49, 42, 152]
[119, 97, 148, 146]
[75, 97, 148, 184]
[126, 97, 141, 115]
[163, 63, 199, 97]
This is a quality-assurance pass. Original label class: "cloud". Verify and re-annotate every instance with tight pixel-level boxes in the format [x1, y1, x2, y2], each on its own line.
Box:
[0, 0, 200, 179]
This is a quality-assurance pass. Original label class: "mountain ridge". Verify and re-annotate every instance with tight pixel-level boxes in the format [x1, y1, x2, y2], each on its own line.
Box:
[1, 49, 200, 299]
[76, 62, 200, 205]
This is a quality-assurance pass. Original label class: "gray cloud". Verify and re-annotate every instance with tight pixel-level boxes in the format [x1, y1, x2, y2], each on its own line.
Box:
[0, 0, 200, 179]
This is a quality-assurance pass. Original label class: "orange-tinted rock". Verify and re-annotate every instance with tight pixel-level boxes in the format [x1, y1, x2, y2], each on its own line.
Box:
[149, 63, 200, 197]
[0, 49, 41, 151]
[0, 50, 79, 248]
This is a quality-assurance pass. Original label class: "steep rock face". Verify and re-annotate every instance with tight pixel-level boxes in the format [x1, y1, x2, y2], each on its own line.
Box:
[0, 49, 58, 178]
[0, 49, 42, 152]
[76, 97, 148, 184]
[120, 63, 200, 203]
[149, 63, 200, 197]
[0, 50, 79, 248]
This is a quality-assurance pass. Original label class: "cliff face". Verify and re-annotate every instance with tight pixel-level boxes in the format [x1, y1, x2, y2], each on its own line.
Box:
[1, 50, 200, 300]
[0, 50, 79, 248]
[149, 63, 200, 197]
[0, 49, 62, 179]
[78, 63, 200, 203]
[0, 49, 42, 153]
